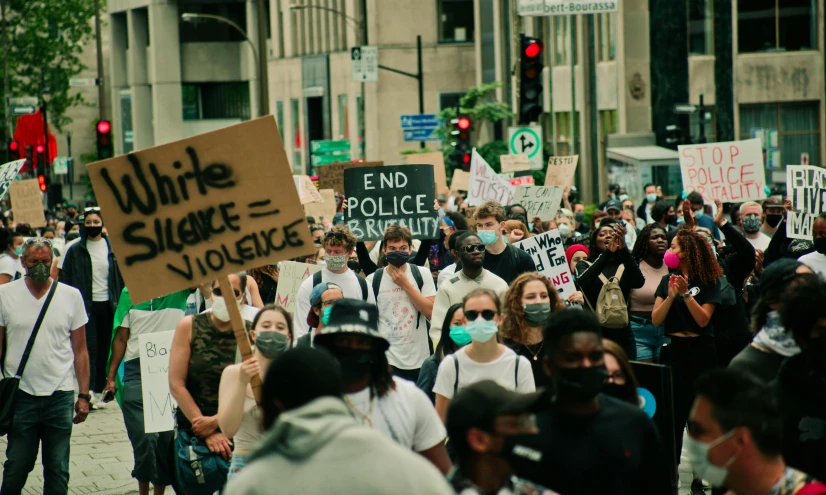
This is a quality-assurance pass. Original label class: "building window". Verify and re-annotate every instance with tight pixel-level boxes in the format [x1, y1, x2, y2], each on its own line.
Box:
[291, 98, 302, 173]
[440, 92, 464, 111]
[689, 107, 717, 142]
[595, 13, 616, 62]
[119, 93, 134, 154]
[555, 112, 580, 156]
[179, 3, 247, 43]
[438, 0, 474, 43]
[599, 110, 618, 137]
[738, 0, 817, 53]
[739, 102, 820, 166]
[276, 100, 284, 136]
[688, 0, 713, 55]
[181, 83, 251, 120]
[552, 16, 576, 66]
[337, 94, 349, 139]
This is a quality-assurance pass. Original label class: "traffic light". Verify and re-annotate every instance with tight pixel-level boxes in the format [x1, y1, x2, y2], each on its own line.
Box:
[35, 144, 46, 169]
[37, 174, 47, 192]
[96, 120, 113, 159]
[8, 140, 19, 161]
[24, 145, 34, 171]
[449, 115, 472, 170]
[519, 34, 544, 125]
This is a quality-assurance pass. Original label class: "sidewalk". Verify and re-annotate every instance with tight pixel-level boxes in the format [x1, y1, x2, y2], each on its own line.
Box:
[0, 401, 166, 495]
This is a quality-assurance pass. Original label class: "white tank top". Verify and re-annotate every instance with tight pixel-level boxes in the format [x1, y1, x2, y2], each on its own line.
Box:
[233, 390, 262, 453]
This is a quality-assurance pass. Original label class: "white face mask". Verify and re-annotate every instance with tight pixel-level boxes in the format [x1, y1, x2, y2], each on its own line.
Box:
[684, 431, 737, 488]
[211, 295, 239, 322]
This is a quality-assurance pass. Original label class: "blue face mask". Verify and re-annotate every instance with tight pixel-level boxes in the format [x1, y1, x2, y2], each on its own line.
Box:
[13, 246, 22, 256]
[476, 229, 498, 245]
[646, 193, 658, 203]
[466, 318, 499, 343]
[619, 194, 629, 201]
[449, 326, 472, 346]
[694, 209, 705, 219]
[321, 306, 333, 325]
[677, 216, 686, 225]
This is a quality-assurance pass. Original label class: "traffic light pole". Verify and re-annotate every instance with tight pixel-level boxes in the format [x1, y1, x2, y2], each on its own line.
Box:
[378, 35, 424, 149]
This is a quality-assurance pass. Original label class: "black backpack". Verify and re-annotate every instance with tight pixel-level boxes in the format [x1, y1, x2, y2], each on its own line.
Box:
[371, 266, 433, 353]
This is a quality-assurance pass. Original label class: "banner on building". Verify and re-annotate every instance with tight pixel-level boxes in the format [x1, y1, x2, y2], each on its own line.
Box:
[138, 330, 178, 433]
[344, 165, 439, 240]
[545, 155, 579, 188]
[274, 261, 324, 314]
[467, 149, 514, 207]
[512, 229, 577, 300]
[86, 116, 315, 304]
[514, 185, 565, 221]
[9, 179, 46, 227]
[679, 139, 767, 203]
[786, 165, 826, 240]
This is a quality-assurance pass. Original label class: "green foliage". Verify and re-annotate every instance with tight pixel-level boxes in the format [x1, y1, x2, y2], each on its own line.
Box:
[476, 141, 509, 173]
[1, 0, 98, 140]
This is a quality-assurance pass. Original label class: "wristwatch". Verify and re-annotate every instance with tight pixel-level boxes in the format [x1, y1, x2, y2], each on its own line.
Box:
[77, 393, 92, 402]
[680, 292, 691, 301]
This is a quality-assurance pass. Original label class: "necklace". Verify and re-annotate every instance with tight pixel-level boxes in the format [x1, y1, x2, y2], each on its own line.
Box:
[343, 394, 374, 428]
[525, 341, 544, 361]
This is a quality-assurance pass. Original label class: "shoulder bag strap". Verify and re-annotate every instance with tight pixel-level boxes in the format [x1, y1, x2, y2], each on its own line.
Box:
[514, 355, 520, 389]
[614, 264, 625, 281]
[453, 355, 459, 396]
[371, 269, 383, 302]
[14, 281, 59, 378]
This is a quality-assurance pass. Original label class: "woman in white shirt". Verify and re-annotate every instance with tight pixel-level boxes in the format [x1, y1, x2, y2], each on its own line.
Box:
[0, 229, 25, 284]
[433, 287, 535, 423]
[217, 305, 292, 479]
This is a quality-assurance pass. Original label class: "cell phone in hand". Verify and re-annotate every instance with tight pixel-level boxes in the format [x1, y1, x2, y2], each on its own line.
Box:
[102, 390, 115, 403]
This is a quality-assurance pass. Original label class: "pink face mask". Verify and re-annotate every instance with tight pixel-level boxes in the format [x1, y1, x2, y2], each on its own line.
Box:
[664, 250, 681, 270]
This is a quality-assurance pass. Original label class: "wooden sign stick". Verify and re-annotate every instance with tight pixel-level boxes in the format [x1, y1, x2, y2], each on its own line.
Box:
[218, 276, 263, 404]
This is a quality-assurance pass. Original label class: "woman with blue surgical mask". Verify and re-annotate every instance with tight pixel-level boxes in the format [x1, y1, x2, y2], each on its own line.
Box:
[0, 230, 25, 284]
[416, 304, 466, 404]
[432, 288, 535, 423]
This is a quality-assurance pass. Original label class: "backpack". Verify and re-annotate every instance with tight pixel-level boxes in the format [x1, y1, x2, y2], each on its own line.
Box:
[372, 266, 433, 353]
[312, 270, 369, 300]
[453, 353, 520, 395]
[583, 264, 629, 328]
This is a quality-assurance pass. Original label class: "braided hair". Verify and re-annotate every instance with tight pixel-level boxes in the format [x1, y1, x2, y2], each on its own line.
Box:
[675, 227, 723, 284]
[632, 223, 668, 263]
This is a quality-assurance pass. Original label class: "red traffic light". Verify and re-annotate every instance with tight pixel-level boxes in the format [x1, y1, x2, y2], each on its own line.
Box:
[35, 144, 45, 154]
[38, 175, 47, 192]
[524, 41, 543, 59]
[9, 140, 19, 152]
[97, 120, 111, 134]
[462, 153, 471, 165]
[457, 117, 471, 130]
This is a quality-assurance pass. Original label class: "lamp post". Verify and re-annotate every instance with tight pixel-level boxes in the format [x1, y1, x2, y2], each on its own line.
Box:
[181, 12, 269, 117]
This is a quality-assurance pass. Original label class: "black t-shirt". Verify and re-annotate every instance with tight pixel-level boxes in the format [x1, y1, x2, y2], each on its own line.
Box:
[655, 274, 722, 337]
[484, 244, 536, 285]
[513, 395, 671, 495]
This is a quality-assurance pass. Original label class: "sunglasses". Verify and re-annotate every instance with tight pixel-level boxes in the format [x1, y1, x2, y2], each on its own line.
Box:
[24, 237, 52, 247]
[84, 207, 101, 213]
[463, 244, 485, 254]
[212, 287, 242, 299]
[465, 309, 498, 321]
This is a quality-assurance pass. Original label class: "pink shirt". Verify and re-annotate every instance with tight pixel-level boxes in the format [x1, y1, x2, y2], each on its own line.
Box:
[630, 260, 669, 312]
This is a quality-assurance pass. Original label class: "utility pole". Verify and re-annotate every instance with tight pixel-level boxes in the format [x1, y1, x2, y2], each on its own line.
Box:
[2, 0, 11, 157]
[256, 0, 269, 115]
[584, 14, 599, 203]
[569, 15, 577, 156]
[94, 0, 105, 120]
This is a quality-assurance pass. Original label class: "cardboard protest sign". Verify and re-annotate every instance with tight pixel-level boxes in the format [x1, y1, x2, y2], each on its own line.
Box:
[317, 160, 383, 194]
[87, 116, 315, 304]
[545, 155, 579, 187]
[9, 180, 46, 227]
[303, 188, 337, 220]
[294, 175, 324, 204]
[406, 152, 449, 197]
[467, 149, 514, 207]
[450, 169, 470, 192]
[500, 154, 531, 173]
[138, 331, 177, 433]
[0, 159, 25, 201]
[344, 165, 439, 240]
[274, 261, 323, 313]
[679, 139, 767, 203]
[512, 230, 577, 301]
[514, 185, 565, 221]
[786, 165, 826, 240]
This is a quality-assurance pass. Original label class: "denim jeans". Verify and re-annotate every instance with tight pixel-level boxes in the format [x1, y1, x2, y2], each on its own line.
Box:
[121, 380, 174, 485]
[630, 317, 665, 360]
[227, 454, 248, 481]
[1, 390, 74, 495]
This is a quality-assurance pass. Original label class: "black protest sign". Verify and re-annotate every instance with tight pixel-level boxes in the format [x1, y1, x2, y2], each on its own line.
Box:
[87, 116, 315, 304]
[344, 165, 439, 240]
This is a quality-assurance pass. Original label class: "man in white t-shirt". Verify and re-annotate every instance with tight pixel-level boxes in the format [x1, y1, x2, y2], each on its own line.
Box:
[0, 230, 25, 284]
[293, 225, 374, 341]
[315, 299, 451, 475]
[739, 201, 771, 251]
[366, 225, 436, 382]
[798, 214, 826, 276]
[0, 238, 90, 494]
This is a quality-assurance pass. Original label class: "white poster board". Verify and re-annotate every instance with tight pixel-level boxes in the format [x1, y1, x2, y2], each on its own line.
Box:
[138, 331, 178, 433]
[786, 165, 825, 240]
[512, 230, 578, 302]
[467, 148, 514, 207]
[544, 155, 579, 188]
[0, 159, 25, 201]
[274, 261, 323, 314]
[679, 139, 767, 203]
[514, 185, 565, 221]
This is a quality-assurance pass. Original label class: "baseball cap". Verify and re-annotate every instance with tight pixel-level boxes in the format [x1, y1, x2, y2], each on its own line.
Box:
[306, 282, 342, 328]
[446, 380, 545, 441]
[605, 199, 622, 212]
[314, 299, 389, 351]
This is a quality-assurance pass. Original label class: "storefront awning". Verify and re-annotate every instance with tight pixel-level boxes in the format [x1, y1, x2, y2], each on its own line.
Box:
[606, 146, 680, 168]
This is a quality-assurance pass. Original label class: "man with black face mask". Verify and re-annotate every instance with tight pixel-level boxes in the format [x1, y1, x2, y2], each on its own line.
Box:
[761, 196, 785, 238]
[314, 299, 452, 475]
[513, 309, 671, 495]
[797, 213, 826, 277]
[366, 225, 436, 382]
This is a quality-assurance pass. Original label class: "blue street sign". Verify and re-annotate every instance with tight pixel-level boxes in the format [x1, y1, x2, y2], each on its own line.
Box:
[403, 128, 441, 142]
[400, 114, 441, 129]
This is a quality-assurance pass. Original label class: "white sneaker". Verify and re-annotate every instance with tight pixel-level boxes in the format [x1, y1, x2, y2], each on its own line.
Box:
[90, 392, 107, 410]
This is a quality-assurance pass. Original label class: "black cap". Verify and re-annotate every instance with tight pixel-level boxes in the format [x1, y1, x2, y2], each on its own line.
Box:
[446, 380, 545, 440]
[605, 199, 622, 212]
[758, 258, 802, 296]
[313, 299, 389, 351]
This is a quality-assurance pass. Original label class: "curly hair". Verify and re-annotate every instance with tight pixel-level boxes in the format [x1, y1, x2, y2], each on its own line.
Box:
[674, 227, 723, 284]
[500, 273, 565, 343]
[323, 224, 357, 251]
[632, 223, 668, 263]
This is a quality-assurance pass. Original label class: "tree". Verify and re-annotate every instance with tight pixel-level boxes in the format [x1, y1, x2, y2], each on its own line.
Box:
[1, 0, 98, 141]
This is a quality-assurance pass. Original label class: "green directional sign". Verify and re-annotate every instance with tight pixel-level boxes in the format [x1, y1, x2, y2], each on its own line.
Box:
[312, 153, 351, 166]
[311, 139, 351, 154]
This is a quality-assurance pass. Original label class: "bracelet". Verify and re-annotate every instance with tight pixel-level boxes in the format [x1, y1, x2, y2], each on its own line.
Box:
[77, 393, 91, 401]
